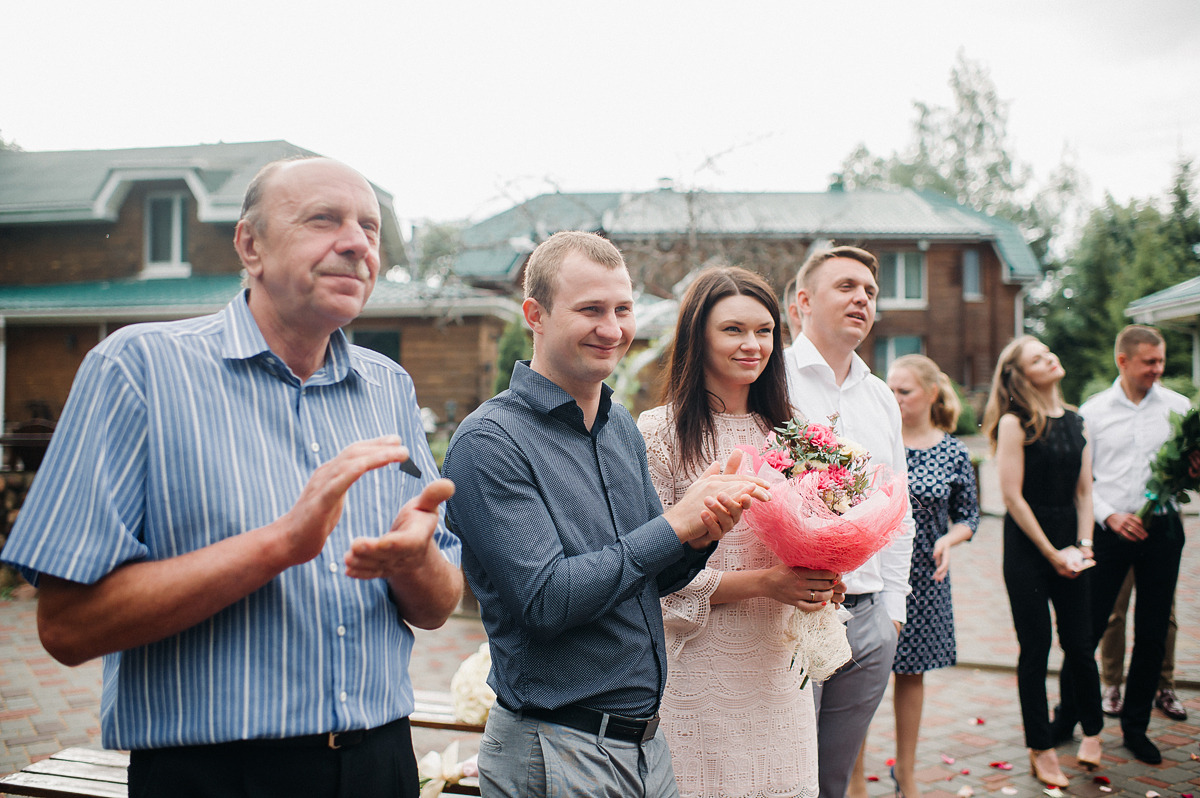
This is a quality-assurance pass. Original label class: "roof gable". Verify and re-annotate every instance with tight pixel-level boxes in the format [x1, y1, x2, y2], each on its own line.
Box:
[0, 141, 407, 265]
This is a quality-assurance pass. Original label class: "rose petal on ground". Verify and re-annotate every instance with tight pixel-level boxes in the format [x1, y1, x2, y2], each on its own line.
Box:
[973, 717, 986, 725]
[941, 754, 956, 764]
[956, 787, 974, 798]
[1145, 791, 1160, 798]
[960, 768, 971, 775]
[1092, 776, 1111, 784]
[885, 758, 896, 766]
[1099, 788, 1112, 794]
[866, 775, 879, 782]
[1001, 788, 1018, 795]
[1044, 788, 1064, 798]
[989, 761, 1013, 770]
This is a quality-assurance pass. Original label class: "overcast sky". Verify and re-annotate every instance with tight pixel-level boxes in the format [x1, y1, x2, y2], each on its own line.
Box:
[4, 0, 1197, 225]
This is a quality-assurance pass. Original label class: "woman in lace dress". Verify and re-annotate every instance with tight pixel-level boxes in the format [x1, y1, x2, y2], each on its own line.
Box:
[638, 266, 842, 798]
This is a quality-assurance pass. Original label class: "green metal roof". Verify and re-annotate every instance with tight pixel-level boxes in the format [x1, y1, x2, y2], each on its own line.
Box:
[0, 274, 518, 322]
[1126, 275, 1200, 327]
[0, 141, 407, 265]
[454, 187, 1043, 283]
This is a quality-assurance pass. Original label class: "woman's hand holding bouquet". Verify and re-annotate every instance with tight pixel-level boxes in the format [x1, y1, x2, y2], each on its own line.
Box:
[737, 415, 907, 686]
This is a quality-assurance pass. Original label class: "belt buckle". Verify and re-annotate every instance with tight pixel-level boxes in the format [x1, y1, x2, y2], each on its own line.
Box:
[327, 731, 342, 750]
[640, 715, 660, 743]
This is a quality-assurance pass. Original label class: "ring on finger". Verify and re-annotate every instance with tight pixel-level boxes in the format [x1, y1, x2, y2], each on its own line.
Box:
[810, 590, 815, 601]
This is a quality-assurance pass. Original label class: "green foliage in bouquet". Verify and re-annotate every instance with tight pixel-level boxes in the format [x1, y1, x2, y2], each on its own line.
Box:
[1140, 404, 1200, 523]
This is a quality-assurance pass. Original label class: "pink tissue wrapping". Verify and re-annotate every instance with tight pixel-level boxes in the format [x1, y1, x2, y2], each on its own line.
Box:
[736, 446, 907, 573]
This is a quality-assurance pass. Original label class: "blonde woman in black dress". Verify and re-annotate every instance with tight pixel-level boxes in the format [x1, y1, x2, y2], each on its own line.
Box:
[982, 336, 1103, 789]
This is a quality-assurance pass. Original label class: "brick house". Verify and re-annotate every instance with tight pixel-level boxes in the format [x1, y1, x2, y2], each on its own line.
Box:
[454, 185, 1042, 409]
[0, 141, 518, 461]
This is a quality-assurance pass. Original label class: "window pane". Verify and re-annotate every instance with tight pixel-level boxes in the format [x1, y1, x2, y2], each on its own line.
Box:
[178, 198, 188, 263]
[354, 330, 401, 363]
[878, 253, 898, 299]
[895, 335, 922, 357]
[963, 250, 981, 297]
[904, 253, 923, 300]
[874, 339, 888, 369]
[149, 198, 174, 262]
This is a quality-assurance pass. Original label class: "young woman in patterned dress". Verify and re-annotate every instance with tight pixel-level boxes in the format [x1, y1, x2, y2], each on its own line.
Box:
[885, 355, 980, 798]
[638, 266, 844, 798]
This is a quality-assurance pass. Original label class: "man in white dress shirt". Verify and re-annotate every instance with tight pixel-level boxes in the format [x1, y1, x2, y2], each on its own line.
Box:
[1058, 324, 1191, 764]
[783, 245, 915, 798]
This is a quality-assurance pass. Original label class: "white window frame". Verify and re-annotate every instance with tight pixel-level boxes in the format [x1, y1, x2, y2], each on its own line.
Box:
[962, 249, 983, 302]
[877, 251, 926, 310]
[874, 335, 924, 375]
[142, 191, 191, 279]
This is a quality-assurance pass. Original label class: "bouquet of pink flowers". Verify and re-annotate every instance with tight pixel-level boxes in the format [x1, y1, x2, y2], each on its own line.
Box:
[736, 415, 908, 684]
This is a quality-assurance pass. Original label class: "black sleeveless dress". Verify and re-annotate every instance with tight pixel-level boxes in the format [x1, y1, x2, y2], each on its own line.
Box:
[1001, 410, 1103, 748]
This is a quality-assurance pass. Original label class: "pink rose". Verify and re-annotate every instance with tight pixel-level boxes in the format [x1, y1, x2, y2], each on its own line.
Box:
[803, 424, 839, 451]
[764, 449, 795, 472]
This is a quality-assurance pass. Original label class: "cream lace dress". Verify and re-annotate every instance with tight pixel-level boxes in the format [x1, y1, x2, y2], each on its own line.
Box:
[638, 406, 819, 798]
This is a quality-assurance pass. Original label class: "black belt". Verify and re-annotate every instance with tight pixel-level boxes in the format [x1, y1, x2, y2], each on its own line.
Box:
[506, 702, 660, 743]
[841, 592, 876, 608]
[237, 716, 408, 750]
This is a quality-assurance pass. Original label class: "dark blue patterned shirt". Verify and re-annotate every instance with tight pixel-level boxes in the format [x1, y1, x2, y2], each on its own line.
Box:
[443, 361, 710, 716]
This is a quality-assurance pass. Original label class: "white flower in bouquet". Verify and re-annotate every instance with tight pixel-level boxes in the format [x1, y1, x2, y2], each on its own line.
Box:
[450, 642, 496, 726]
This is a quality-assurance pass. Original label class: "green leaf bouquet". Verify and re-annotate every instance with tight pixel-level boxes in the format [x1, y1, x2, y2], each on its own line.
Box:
[1139, 404, 1200, 523]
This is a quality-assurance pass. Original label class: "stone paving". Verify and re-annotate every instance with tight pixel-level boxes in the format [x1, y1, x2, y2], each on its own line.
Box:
[2, 450, 1199, 795]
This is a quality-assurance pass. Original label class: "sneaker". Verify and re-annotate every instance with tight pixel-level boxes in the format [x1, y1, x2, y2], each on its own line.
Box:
[1102, 685, 1123, 717]
[1155, 688, 1187, 721]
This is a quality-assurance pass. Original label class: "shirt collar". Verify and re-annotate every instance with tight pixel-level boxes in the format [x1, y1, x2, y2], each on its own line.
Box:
[218, 290, 361, 386]
[508, 360, 613, 435]
[1108, 377, 1165, 409]
[791, 332, 871, 388]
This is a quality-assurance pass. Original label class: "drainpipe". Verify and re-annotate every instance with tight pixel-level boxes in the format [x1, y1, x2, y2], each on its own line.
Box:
[0, 316, 7, 456]
[1193, 325, 1199, 387]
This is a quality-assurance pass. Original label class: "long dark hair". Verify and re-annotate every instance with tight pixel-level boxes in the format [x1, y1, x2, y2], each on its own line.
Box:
[661, 266, 791, 471]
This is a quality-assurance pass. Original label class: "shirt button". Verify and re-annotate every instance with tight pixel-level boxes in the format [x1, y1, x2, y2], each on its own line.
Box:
[337, 625, 346, 637]
[311, 442, 320, 453]
[339, 691, 348, 703]
[329, 562, 338, 573]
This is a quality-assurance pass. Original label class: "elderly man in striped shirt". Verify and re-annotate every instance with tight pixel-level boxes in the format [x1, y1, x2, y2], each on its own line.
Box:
[1, 157, 463, 798]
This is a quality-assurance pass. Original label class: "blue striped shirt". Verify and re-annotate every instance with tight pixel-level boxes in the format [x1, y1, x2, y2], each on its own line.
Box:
[442, 361, 710, 717]
[1, 292, 460, 750]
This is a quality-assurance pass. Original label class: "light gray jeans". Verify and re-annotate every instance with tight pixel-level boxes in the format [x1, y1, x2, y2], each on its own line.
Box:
[478, 703, 680, 798]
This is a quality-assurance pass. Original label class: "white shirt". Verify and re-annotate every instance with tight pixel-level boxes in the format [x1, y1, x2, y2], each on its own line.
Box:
[1079, 379, 1190, 525]
[784, 333, 915, 623]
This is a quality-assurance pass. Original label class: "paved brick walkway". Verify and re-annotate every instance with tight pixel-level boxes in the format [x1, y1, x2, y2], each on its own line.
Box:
[2, 450, 1199, 795]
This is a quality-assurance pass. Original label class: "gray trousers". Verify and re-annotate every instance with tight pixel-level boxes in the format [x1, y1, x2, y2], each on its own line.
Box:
[478, 703, 679, 798]
[813, 595, 898, 798]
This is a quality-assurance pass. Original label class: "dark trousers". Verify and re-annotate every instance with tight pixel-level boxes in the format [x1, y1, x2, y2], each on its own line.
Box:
[1003, 513, 1103, 749]
[128, 717, 419, 798]
[1061, 512, 1184, 736]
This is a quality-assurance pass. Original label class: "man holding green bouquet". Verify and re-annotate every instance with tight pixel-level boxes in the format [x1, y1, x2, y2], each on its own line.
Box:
[1058, 325, 1191, 764]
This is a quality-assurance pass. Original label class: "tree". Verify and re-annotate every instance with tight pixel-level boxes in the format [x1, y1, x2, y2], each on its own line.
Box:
[493, 317, 531, 395]
[838, 52, 1084, 265]
[410, 221, 464, 281]
[1036, 160, 1200, 401]
[0, 129, 21, 152]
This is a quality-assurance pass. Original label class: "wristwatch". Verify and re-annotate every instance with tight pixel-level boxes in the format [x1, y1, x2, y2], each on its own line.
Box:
[1077, 538, 1093, 548]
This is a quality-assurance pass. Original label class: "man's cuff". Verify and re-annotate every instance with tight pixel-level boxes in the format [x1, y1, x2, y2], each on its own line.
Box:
[882, 591, 907, 625]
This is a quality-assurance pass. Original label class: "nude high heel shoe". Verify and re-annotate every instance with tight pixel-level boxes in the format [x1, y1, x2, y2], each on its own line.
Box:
[1029, 749, 1070, 788]
[1076, 734, 1102, 771]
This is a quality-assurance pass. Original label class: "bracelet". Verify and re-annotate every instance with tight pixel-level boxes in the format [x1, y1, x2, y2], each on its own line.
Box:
[1077, 538, 1093, 548]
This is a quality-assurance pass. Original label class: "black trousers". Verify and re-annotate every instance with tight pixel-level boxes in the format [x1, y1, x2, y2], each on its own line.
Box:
[1061, 511, 1184, 736]
[1003, 511, 1103, 749]
[128, 717, 419, 798]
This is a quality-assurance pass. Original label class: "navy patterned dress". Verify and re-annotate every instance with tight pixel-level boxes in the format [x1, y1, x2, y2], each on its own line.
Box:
[893, 435, 981, 674]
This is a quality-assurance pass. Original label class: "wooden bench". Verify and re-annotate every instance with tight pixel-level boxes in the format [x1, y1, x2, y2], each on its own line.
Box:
[0, 692, 485, 797]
